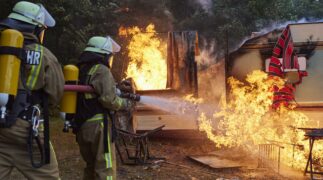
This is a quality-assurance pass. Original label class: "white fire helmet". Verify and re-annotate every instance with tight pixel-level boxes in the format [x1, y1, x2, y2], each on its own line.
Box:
[84, 36, 121, 55]
[8, 1, 55, 28]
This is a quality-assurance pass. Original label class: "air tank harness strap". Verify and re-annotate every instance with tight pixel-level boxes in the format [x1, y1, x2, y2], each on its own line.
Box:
[107, 111, 117, 143]
[86, 113, 109, 153]
[0, 46, 26, 61]
[102, 110, 122, 153]
[42, 92, 50, 165]
[103, 112, 109, 153]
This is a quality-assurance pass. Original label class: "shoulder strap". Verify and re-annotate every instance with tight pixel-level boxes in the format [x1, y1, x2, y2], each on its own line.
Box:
[0, 46, 26, 61]
[42, 91, 50, 164]
[74, 64, 104, 128]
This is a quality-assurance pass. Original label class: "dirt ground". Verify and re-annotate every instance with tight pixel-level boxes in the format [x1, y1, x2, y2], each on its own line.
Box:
[9, 119, 309, 180]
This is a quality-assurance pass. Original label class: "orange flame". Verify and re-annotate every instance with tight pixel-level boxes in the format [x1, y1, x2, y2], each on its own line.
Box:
[119, 24, 167, 90]
[118, 26, 128, 37]
[196, 70, 322, 170]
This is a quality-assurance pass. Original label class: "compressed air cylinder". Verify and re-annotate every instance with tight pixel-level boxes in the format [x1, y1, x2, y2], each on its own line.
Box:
[60, 65, 79, 115]
[0, 29, 24, 120]
[0, 29, 23, 96]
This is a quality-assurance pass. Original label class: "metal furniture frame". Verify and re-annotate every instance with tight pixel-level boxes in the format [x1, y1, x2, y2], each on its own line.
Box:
[116, 125, 165, 165]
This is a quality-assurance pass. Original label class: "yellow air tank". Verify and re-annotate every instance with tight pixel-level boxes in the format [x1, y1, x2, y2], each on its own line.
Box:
[60, 65, 79, 132]
[0, 29, 24, 121]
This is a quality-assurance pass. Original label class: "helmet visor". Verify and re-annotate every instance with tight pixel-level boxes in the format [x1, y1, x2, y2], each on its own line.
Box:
[37, 4, 55, 27]
[106, 36, 121, 53]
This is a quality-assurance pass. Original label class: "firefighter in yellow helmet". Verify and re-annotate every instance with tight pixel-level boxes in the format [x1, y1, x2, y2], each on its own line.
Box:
[0, 1, 64, 179]
[74, 36, 130, 180]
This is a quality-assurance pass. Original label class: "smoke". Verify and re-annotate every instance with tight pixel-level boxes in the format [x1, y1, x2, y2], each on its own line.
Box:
[249, 18, 323, 40]
[230, 18, 323, 56]
[163, 9, 175, 29]
[193, 0, 213, 13]
[195, 39, 225, 103]
[196, 40, 217, 70]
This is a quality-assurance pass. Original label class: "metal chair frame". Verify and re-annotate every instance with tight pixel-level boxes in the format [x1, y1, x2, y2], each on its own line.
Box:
[116, 125, 165, 165]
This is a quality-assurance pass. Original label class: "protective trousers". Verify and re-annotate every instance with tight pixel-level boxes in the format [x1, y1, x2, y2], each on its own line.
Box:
[0, 119, 60, 180]
[76, 114, 116, 180]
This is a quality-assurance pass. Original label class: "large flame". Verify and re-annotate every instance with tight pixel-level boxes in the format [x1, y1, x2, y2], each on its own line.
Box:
[197, 70, 323, 170]
[119, 24, 167, 90]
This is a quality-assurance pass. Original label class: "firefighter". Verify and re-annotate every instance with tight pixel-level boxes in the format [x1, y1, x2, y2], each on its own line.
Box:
[0, 1, 64, 179]
[74, 36, 130, 180]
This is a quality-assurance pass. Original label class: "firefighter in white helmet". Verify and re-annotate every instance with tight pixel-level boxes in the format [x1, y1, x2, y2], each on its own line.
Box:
[74, 36, 130, 180]
[0, 1, 64, 179]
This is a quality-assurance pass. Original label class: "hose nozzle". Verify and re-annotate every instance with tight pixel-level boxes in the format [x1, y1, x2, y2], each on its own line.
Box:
[121, 93, 141, 102]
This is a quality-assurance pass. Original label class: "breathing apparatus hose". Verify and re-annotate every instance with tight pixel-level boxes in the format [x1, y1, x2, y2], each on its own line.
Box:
[27, 106, 45, 168]
[27, 128, 44, 168]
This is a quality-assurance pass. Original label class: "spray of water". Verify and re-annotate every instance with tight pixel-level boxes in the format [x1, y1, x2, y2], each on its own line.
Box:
[140, 95, 218, 120]
[140, 95, 197, 114]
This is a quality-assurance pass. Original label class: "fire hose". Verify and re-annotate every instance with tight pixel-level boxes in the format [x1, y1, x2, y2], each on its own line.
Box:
[64, 85, 141, 102]
[63, 85, 141, 132]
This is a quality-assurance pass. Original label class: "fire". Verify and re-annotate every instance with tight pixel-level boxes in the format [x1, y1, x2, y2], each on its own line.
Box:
[180, 94, 204, 114]
[119, 24, 167, 90]
[183, 94, 204, 104]
[197, 70, 323, 170]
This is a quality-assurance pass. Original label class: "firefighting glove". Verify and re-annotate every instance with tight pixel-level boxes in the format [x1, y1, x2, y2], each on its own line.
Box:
[122, 99, 133, 112]
[117, 79, 133, 93]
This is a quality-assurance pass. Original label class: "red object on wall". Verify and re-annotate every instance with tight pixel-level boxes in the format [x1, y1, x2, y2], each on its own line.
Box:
[268, 25, 307, 109]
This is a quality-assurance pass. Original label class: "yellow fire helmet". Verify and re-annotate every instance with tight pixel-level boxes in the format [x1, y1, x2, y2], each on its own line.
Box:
[8, 1, 55, 28]
[84, 36, 121, 55]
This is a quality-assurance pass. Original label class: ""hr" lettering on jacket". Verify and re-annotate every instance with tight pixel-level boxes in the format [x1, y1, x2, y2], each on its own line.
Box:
[26, 50, 41, 65]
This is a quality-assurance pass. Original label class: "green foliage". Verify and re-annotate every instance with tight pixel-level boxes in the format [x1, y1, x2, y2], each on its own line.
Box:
[1, 0, 121, 65]
[40, 0, 120, 64]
